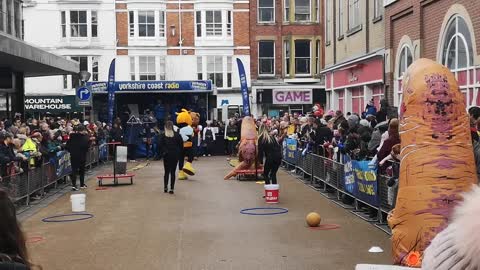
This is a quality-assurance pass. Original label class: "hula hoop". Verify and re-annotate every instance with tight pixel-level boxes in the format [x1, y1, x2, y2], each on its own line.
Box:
[26, 236, 44, 243]
[308, 224, 341, 230]
[42, 213, 94, 223]
[240, 207, 289, 216]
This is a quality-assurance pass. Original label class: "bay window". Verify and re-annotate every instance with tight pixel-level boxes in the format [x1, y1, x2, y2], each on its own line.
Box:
[139, 56, 156, 80]
[128, 10, 166, 39]
[258, 0, 275, 23]
[295, 0, 310, 21]
[207, 56, 223, 87]
[206, 11, 222, 36]
[158, 11, 165, 37]
[60, 10, 98, 39]
[91, 11, 98, 37]
[196, 10, 233, 38]
[129, 11, 134, 37]
[295, 40, 311, 75]
[138, 11, 155, 37]
[197, 56, 233, 88]
[130, 57, 136, 80]
[70, 11, 87, 37]
[259, 41, 275, 76]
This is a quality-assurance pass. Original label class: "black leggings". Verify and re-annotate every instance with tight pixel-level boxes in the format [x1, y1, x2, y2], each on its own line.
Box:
[71, 162, 86, 187]
[178, 147, 193, 170]
[264, 158, 281, 185]
[164, 156, 178, 190]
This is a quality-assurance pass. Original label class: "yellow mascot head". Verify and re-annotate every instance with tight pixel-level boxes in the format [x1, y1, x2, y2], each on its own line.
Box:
[176, 109, 193, 126]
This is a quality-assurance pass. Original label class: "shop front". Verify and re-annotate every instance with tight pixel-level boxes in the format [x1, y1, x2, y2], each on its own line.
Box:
[252, 86, 326, 118]
[323, 53, 384, 115]
[88, 80, 213, 124]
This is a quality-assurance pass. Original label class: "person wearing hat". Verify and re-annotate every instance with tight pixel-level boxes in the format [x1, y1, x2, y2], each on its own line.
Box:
[65, 125, 90, 191]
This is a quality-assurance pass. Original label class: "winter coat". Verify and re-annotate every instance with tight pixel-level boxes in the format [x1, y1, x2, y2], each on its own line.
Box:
[110, 127, 123, 143]
[157, 132, 183, 160]
[65, 133, 90, 164]
[258, 135, 282, 164]
[314, 126, 333, 145]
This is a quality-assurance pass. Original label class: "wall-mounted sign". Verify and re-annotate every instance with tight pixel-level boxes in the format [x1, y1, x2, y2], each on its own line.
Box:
[24, 96, 82, 112]
[272, 89, 313, 105]
[88, 80, 213, 93]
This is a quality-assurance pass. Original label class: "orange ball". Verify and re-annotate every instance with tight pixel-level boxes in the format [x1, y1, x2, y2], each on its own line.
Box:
[306, 212, 321, 227]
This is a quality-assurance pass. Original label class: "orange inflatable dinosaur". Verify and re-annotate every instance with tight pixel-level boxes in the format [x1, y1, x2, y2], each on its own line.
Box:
[388, 58, 476, 266]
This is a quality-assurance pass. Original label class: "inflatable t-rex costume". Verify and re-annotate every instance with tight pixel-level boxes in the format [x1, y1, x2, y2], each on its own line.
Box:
[176, 109, 196, 180]
[388, 58, 476, 267]
[224, 116, 258, 180]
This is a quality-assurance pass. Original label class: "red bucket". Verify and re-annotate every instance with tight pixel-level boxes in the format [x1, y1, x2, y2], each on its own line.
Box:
[265, 184, 279, 204]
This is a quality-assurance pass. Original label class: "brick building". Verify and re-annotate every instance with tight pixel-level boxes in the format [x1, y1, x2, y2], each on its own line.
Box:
[24, 0, 250, 122]
[250, 0, 323, 117]
[385, 0, 480, 108]
[322, 0, 385, 115]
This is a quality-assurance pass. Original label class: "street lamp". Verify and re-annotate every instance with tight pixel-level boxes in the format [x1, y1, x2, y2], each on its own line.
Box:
[79, 71, 91, 86]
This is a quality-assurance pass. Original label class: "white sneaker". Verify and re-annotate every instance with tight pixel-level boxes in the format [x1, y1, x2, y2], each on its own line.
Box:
[203, 154, 206, 157]
[208, 154, 211, 157]
[80, 185, 88, 189]
[72, 186, 79, 191]
[130, 160, 137, 163]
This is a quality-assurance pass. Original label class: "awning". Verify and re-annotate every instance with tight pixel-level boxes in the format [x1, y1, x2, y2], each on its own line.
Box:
[0, 33, 79, 77]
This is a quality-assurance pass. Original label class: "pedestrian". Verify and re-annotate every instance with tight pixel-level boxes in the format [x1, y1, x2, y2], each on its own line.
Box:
[65, 125, 90, 191]
[158, 121, 183, 194]
[0, 188, 35, 269]
[226, 118, 239, 157]
[202, 120, 216, 157]
[258, 125, 282, 185]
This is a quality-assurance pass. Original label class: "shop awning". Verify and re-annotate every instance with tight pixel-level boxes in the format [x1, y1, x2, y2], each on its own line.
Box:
[88, 80, 213, 93]
[0, 33, 79, 77]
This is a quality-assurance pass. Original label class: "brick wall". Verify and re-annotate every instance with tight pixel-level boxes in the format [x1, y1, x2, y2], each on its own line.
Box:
[234, 11, 250, 47]
[116, 9, 128, 47]
[385, 0, 480, 106]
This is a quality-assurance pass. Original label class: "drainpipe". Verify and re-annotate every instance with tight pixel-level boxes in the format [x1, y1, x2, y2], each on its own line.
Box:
[178, 1, 183, 51]
[365, 0, 370, 53]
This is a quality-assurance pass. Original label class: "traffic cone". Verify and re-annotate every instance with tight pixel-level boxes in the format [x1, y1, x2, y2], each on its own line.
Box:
[182, 162, 195, 176]
[178, 170, 188, 180]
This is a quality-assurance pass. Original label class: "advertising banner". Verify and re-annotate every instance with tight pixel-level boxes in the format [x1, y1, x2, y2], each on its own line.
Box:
[272, 89, 313, 105]
[107, 59, 116, 125]
[55, 151, 72, 178]
[351, 160, 379, 206]
[24, 96, 82, 112]
[285, 138, 298, 164]
[343, 155, 356, 194]
[236, 58, 251, 116]
[88, 80, 213, 93]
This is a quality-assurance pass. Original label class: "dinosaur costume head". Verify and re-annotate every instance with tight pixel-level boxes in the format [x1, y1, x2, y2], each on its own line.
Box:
[176, 109, 193, 126]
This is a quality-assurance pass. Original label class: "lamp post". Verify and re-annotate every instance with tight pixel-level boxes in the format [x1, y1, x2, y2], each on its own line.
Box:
[78, 71, 91, 121]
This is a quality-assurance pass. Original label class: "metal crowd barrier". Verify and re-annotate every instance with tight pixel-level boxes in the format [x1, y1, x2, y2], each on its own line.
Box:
[283, 149, 399, 235]
[0, 147, 101, 206]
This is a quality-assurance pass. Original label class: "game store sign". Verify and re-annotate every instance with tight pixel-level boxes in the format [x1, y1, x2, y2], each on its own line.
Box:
[272, 89, 313, 105]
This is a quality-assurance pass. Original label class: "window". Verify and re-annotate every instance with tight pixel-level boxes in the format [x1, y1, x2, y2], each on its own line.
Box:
[337, 0, 344, 37]
[227, 11, 232, 36]
[259, 41, 275, 75]
[206, 11, 222, 36]
[158, 11, 165, 37]
[315, 40, 320, 74]
[295, 40, 311, 75]
[91, 11, 98, 37]
[316, 0, 319, 22]
[227, 57, 232, 87]
[196, 11, 202, 37]
[130, 57, 136, 80]
[441, 15, 474, 71]
[284, 40, 290, 76]
[92, 56, 99, 81]
[61, 11, 66, 37]
[325, 0, 330, 43]
[14, 0, 20, 38]
[197, 57, 203, 80]
[6, 0, 11, 35]
[396, 45, 413, 106]
[158, 57, 166, 80]
[63, 75, 68, 89]
[207, 56, 223, 87]
[0, 0, 4, 32]
[258, 0, 275, 23]
[139, 56, 156, 80]
[284, 0, 290, 22]
[295, 0, 310, 21]
[129, 11, 134, 37]
[348, 0, 360, 30]
[70, 56, 88, 88]
[138, 11, 155, 37]
[374, 0, 383, 19]
[70, 11, 87, 37]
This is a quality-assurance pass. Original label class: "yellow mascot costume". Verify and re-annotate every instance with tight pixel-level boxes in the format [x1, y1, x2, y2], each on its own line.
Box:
[176, 109, 196, 180]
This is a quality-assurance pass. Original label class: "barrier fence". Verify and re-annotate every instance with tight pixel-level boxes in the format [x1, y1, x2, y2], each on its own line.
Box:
[0, 146, 101, 206]
[282, 139, 399, 234]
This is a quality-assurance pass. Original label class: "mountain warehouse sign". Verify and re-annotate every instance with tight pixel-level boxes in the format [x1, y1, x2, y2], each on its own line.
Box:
[24, 96, 82, 112]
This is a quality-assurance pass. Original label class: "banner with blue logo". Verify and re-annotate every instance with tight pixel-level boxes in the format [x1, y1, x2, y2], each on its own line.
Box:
[236, 58, 250, 116]
[107, 58, 116, 126]
[55, 151, 72, 178]
[351, 160, 379, 206]
[285, 138, 298, 164]
[88, 80, 213, 93]
[343, 155, 356, 194]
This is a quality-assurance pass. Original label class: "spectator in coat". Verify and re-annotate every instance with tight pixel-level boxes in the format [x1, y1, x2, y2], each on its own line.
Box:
[376, 119, 401, 171]
[65, 125, 90, 191]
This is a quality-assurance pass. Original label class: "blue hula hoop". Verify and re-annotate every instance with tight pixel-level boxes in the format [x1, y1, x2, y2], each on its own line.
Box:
[42, 213, 94, 223]
[240, 207, 289, 216]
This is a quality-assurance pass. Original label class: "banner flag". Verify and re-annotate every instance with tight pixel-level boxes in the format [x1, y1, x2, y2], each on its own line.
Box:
[107, 59, 116, 126]
[236, 58, 251, 116]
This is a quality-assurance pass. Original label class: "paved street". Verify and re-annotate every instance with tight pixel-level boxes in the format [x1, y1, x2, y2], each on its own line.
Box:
[22, 157, 391, 270]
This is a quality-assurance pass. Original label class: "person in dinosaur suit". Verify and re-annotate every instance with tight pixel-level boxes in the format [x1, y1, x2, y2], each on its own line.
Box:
[176, 109, 196, 180]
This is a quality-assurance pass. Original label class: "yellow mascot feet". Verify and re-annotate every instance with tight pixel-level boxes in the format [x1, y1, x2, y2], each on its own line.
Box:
[182, 162, 196, 176]
[178, 171, 188, 180]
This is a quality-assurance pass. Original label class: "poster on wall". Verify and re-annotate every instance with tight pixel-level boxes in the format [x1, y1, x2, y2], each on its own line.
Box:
[272, 89, 313, 105]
